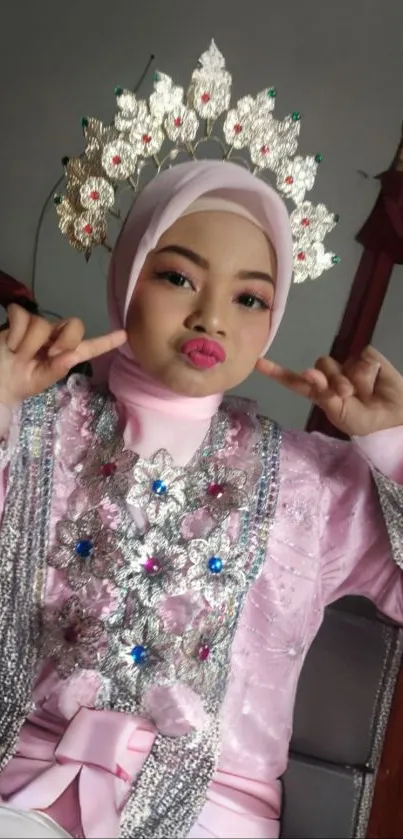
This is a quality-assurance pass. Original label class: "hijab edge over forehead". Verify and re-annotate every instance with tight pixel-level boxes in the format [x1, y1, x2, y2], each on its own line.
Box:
[107, 160, 293, 355]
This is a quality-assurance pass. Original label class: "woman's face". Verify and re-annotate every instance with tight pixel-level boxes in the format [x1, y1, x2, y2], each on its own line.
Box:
[126, 210, 276, 397]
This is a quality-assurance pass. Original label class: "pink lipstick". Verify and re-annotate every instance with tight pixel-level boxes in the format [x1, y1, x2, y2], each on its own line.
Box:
[181, 338, 226, 369]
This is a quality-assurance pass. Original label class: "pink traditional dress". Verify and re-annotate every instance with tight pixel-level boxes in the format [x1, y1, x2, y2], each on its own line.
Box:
[0, 373, 402, 839]
[0, 153, 402, 838]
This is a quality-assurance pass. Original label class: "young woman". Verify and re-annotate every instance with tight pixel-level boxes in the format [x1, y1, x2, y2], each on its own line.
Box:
[0, 159, 403, 839]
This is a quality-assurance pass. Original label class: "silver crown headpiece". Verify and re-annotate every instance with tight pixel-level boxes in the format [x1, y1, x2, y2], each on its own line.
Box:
[55, 40, 339, 283]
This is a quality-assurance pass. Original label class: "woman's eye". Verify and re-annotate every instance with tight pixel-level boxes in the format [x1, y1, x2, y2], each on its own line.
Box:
[237, 293, 270, 311]
[157, 271, 193, 289]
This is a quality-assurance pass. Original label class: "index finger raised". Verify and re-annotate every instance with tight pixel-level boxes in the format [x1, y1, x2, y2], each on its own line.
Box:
[255, 357, 312, 396]
[75, 329, 127, 362]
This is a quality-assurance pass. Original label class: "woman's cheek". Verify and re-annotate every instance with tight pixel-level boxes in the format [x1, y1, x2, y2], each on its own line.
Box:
[240, 316, 271, 354]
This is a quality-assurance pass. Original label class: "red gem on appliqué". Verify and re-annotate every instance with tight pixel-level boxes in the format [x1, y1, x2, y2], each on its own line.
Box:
[234, 123, 242, 134]
[83, 223, 93, 235]
[201, 92, 211, 103]
[207, 483, 225, 499]
[198, 643, 210, 661]
[101, 461, 117, 478]
[301, 217, 310, 227]
[285, 175, 294, 185]
[112, 155, 121, 165]
[174, 116, 183, 127]
[297, 251, 306, 261]
[142, 134, 152, 144]
[143, 557, 161, 576]
[64, 625, 79, 645]
[90, 190, 100, 201]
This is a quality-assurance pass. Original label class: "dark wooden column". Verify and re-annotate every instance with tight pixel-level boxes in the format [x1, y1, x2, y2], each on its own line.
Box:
[0, 270, 36, 311]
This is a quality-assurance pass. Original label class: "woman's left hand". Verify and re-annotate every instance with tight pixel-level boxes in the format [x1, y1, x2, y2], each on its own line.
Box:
[255, 346, 403, 437]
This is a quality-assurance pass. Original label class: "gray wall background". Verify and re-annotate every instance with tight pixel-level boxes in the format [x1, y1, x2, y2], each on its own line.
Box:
[0, 0, 402, 428]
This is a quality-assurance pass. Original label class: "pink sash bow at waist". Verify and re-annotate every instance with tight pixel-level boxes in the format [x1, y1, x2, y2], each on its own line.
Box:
[1, 708, 156, 838]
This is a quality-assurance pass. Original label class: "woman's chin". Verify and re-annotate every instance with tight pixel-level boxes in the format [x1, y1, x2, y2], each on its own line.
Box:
[160, 368, 225, 399]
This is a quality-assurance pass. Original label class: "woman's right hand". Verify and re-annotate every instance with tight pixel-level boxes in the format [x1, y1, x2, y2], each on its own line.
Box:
[0, 304, 127, 407]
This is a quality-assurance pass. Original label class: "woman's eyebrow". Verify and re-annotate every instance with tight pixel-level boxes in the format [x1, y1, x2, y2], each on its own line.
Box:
[236, 270, 275, 286]
[155, 245, 208, 269]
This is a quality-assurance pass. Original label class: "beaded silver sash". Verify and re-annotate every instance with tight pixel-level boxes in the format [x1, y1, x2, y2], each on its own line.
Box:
[0, 382, 281, 837]
[0, 389, 57, 771]
[372, 470, 403, 571]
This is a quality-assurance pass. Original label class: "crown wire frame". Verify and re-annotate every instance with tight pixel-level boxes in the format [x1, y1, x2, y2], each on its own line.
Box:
[55, 40, 340, 283]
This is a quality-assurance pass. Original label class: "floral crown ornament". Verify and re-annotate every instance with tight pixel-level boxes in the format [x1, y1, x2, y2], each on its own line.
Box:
[55, 40, 340, 283]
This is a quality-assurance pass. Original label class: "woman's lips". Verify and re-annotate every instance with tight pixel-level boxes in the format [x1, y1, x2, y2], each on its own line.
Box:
[180, 338, 226, 369]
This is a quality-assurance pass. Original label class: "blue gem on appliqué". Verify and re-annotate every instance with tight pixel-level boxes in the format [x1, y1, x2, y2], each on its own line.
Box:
[75, 539, 94, 559]
[208, 555, 223, 574]
[130, 645, 149, 665]
[151, 478, 167, 496]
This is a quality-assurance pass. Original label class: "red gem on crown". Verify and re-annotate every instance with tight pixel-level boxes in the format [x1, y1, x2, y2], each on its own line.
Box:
[174, 116, 182, 127]
[285, 175, 294, 185]
[90, 190, 100, 201]
[142, 134, 152, 144]
[260, 145, 269, 155]
[83, 223, 93, 235]
[112, 155, 121, 165]
[201, 92, 211, 103]
[301, 217, 310, 227]
[297, 251, 306, 261]
[234, 123, 242, 134]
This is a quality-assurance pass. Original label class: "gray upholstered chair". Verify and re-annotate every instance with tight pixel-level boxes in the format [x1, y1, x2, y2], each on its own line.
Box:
[281, 598, 403, 838]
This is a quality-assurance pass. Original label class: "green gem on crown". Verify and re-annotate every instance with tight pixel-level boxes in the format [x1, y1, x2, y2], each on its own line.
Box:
[153, 71, 161, 83]
[291, 111, 301, 121]
[81, 116, 89, 129]
[114, 85, 123, 96]
[331, 254, 341, 264]
[53, 194, 62, 205]
[334, 213, 340, 223]
[315, 153, 323, 163]
[267, 87, 277, 98]
[61, 156, 69, 167]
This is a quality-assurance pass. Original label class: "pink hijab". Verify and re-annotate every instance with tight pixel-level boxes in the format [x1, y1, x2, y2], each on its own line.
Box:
[106, 160, 293, 461]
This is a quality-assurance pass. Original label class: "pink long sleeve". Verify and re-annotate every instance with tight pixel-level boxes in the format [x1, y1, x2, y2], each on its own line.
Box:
[318, 428, 403, 618]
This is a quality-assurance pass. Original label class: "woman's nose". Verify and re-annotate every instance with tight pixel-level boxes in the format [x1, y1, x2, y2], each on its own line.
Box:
[184, 292, 227, 337]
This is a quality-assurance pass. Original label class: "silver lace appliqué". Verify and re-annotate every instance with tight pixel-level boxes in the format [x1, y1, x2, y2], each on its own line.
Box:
[48, 509, 121, 590]
[42, 594, 107, 678]
[127, 449, 187, 525]
[75, 435, 137, 505]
